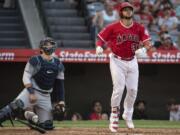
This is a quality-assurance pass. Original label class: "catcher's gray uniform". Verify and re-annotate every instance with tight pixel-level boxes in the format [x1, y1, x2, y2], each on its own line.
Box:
[0, 37, 65, 130]
[16, 55, 64, 123]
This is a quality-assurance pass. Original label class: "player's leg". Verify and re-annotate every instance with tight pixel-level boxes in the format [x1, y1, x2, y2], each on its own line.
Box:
[0, 88, 32, 125]
[123, 58, 139, 129]
[109, 55, 126, 132]
[35, 92, 53, 130]
[35, 107, 53, 130]
[0, 99, 24, 126]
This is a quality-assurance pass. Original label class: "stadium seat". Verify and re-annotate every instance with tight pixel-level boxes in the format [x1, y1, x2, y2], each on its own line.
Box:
[42, 1, 94, 49]
[0, 7, 29, 48]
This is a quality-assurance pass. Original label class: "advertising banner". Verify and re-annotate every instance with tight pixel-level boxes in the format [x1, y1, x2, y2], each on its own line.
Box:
[0, 49, 180, 64]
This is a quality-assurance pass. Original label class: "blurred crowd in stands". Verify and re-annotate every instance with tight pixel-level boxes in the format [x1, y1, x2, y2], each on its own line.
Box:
[167, 98, 180, 121]
[84, 0, 180, 50]
[1, 0, 179, 51]
[88, 100, 108, 120]
[52, 100, 109, 121]
[53, 98, 180, 121]
[133, 100, 148, 120]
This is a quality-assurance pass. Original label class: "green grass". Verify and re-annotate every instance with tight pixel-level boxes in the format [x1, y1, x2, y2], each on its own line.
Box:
[2, 120, 180, 128]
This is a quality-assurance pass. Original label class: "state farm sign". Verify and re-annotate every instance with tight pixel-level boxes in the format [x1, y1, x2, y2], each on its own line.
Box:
[138, 51, 180, 64]
[0, 49, 180, 64]
[58, 50, 109, 63]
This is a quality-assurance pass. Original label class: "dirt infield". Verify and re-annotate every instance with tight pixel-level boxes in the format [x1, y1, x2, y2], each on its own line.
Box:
[1, 127, 180, 135]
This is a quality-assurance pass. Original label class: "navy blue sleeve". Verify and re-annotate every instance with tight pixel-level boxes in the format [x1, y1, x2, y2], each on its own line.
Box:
[53, 79, 65, 102]
[29, 56, 40, 67]
[54, 57, 65, 72]
[58, 62, 65, 72]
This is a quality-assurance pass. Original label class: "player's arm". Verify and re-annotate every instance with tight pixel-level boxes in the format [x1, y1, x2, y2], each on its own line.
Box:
[53, 78, 65, 113]
[135, 25, 153, 57]
[23, 56, 39, 94]
[96, 24, 113, 55]
[23, 59, 38, 103]
[96, 38, 105, 55]
[135, 40, 153, 55]
[143, 40, 153, 51]
[54, 62, 65, 110]
[23, 63, 33, 87]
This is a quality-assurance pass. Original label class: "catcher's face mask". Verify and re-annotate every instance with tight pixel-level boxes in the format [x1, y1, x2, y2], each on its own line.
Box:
[40, 37, 57, 55]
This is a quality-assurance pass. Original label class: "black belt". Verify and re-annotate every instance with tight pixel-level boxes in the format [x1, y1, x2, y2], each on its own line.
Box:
[36, 89, 50, 94]
[113, 54, 134, 61]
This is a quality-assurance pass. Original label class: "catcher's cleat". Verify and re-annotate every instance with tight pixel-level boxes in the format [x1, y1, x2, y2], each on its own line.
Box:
[109, 110, 119, 133]
[122, 114, 134, 129]
[39, 120, 54, 130]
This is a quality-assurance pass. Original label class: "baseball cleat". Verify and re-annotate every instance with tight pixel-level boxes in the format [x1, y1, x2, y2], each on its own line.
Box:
[109, 123, 118, 133]
[109, 111, 119, 133]
[122, 114, 134, 129]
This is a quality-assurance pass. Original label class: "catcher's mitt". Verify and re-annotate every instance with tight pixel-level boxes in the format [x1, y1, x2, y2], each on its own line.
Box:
[53, 101, 65, 121]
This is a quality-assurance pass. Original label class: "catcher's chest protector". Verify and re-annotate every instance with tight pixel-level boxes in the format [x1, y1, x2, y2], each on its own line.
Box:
[33, 56, 59, 90]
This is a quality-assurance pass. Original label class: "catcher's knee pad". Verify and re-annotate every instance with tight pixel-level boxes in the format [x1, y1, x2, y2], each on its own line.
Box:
[39, 120, 54, 130]
[9, 99, 24, 117]
[9, 99, 24, 111]
[0, 99, 24, 124]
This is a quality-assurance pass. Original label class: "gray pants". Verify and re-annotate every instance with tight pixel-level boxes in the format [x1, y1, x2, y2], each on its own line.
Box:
[16, 88, 52, 123]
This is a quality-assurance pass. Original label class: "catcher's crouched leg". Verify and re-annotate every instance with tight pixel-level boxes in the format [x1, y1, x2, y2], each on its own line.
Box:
[38, 120, 54, 130]
[0, 99, 24, 126]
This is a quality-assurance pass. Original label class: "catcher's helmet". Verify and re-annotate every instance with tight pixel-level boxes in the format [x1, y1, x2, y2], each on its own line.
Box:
[119, 2, 134, 12]
[39, 37, 57, 55]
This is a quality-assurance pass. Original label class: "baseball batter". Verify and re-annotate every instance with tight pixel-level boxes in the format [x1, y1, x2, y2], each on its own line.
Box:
[0, 37, 65, 130]
[96, 2, 152, 133]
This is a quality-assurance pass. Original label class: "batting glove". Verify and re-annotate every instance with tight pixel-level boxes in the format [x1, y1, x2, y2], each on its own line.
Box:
[96, 46, 103, 56]
[135, 48, 147, 58]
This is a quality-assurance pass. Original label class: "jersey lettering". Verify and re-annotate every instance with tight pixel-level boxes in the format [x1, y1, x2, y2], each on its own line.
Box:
[116, 34, 139, 45]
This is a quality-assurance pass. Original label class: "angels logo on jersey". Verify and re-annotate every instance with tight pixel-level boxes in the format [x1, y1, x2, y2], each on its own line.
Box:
[116, 34, 139, 45]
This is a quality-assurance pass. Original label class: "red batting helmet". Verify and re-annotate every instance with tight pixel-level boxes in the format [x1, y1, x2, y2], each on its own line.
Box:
[119, 2, 134, 11]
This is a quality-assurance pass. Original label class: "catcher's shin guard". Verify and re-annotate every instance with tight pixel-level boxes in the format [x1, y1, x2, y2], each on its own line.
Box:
[0, 105, 12, 125]
[0, 99, 24, 126]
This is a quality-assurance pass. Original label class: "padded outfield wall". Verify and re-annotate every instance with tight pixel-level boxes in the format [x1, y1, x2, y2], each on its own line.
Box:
[0, 62, 180, 120]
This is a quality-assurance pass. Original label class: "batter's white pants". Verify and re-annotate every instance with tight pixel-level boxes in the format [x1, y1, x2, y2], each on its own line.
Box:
[109, 54, 139, 120]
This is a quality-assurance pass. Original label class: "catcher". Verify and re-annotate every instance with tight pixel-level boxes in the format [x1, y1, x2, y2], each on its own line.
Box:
[0, 37, 65, 130]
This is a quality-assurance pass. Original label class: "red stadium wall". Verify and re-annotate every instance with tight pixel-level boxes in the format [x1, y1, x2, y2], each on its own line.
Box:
[0, 62, 180, 120]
